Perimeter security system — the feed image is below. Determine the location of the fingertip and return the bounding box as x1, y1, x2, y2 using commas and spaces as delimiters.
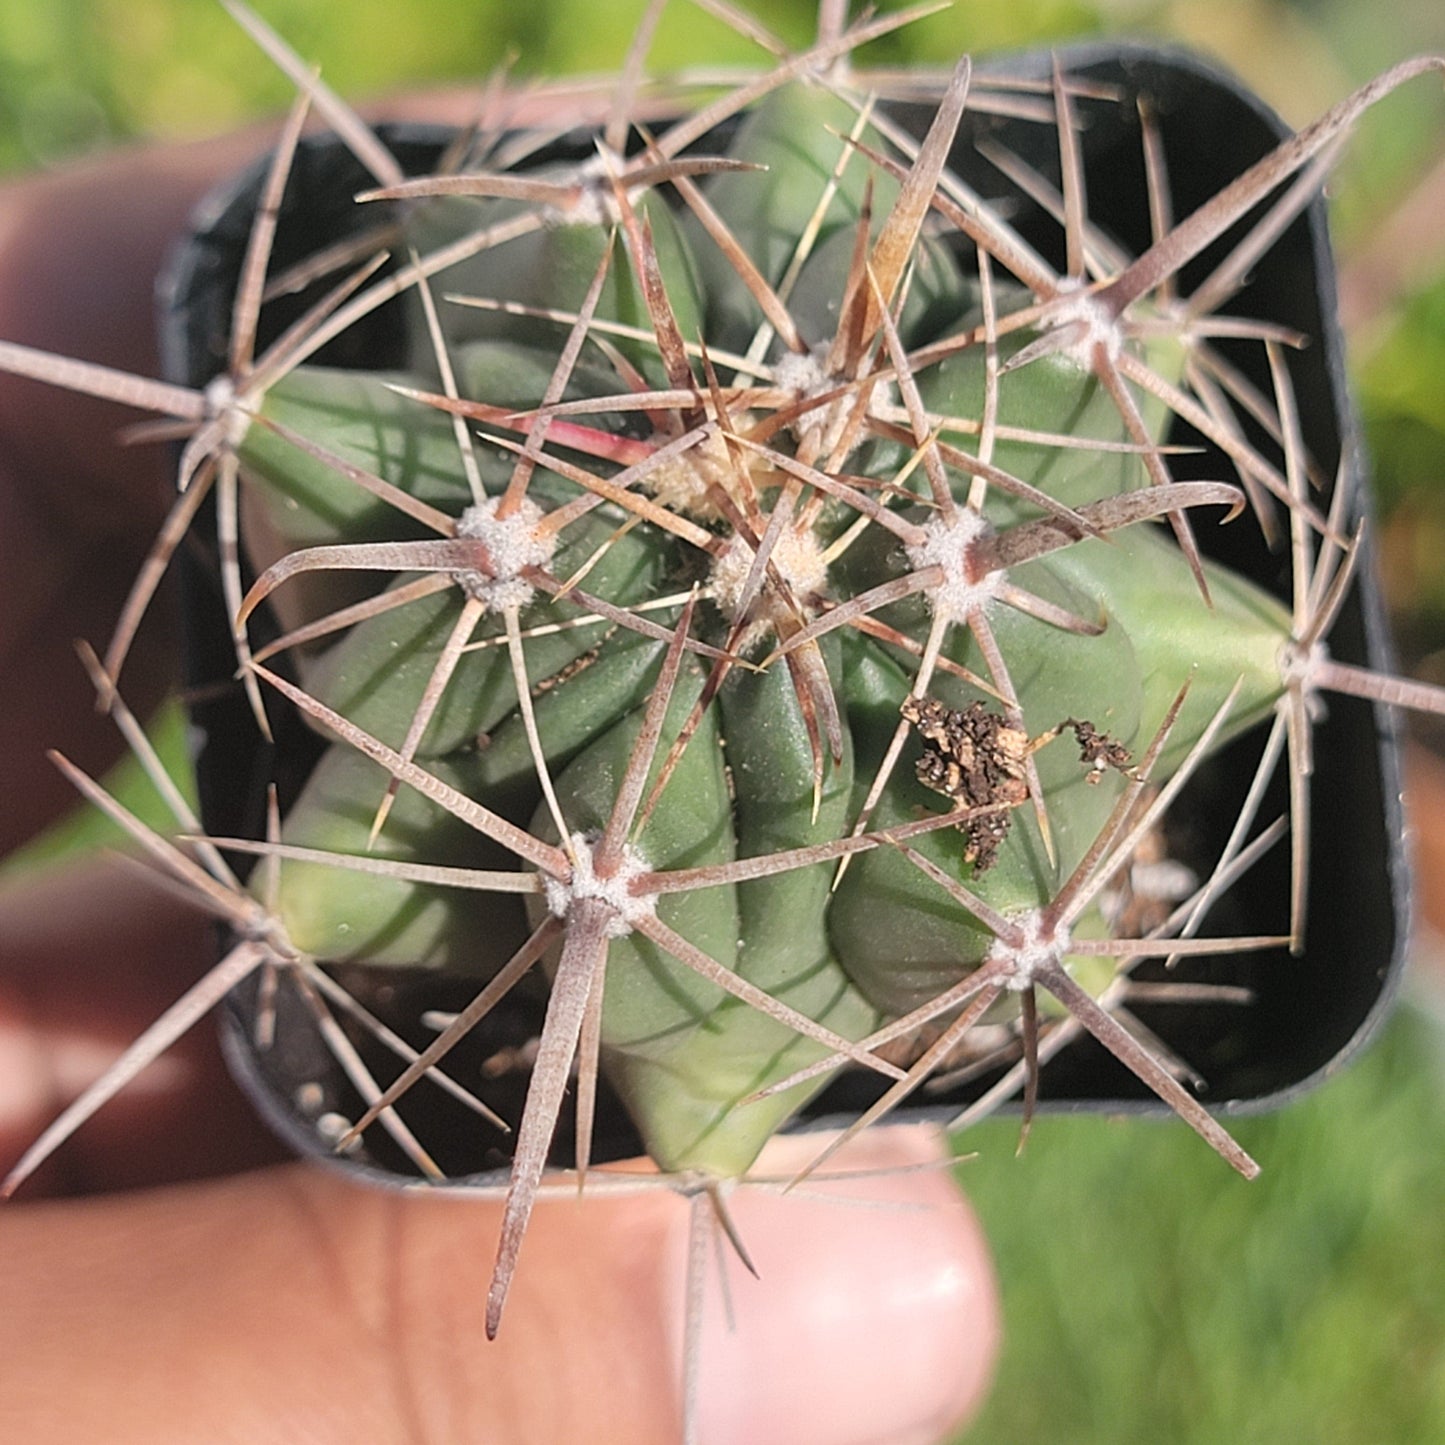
678, 1126, 1000, 1445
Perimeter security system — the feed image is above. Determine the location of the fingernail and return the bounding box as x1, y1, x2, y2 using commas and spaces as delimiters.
669, 1126, 1000, 1445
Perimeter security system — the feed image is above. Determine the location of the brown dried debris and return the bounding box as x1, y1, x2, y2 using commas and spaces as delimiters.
901, 696, 1134, 870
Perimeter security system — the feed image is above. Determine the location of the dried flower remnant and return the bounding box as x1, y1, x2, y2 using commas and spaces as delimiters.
901, 695, 1136, 870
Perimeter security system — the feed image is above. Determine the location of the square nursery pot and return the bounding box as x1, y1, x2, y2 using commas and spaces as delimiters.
159, 41, 1409, 1189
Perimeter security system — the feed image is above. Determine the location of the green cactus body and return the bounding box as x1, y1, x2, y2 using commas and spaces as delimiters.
405, 187, 707, 377
533, 642, 878, 1176
224, 75, 1304, 1182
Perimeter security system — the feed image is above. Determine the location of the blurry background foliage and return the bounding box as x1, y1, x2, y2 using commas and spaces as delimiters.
2, 2, 1444, 1442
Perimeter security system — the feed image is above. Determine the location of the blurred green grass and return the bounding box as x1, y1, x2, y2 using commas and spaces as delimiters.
1, 3, 1443, 1441
965, 1005, 1445, 1444
965, 1005, 1445, 1445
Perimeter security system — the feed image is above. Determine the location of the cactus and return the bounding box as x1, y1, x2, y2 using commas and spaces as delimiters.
2, 0, 1443, 1421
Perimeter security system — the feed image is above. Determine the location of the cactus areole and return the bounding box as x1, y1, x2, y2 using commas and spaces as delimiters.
155, 41, 1408, 1203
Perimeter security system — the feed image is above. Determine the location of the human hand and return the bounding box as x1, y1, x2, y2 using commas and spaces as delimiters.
0, 108, 1000, 1445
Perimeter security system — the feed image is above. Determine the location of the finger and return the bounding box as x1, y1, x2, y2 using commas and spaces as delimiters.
0, 1131, 997, 1445
0, 131, 271, 851
0, 853, 285, 1193
0, 515, 180, 857
690, 1126, 1000, 1445
0, 1161, 677, 1444
1407, 738, 1445, 941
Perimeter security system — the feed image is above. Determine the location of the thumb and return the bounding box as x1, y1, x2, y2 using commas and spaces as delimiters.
0, 1130, 997, 1444
684, 1125, 999, 1445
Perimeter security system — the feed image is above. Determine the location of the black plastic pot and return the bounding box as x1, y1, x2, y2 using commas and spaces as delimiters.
159, 43, 1409, 1189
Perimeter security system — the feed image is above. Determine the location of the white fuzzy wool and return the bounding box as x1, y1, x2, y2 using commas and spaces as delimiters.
454, 495, 555, 611
1041, 278, 1123, 367
773, 345, 858, 455
771, 348, 832, 397
645, 429, 738, 517
708, 525, 829, 642
543, 831, 656, 938
986, 909, 1070, 992
204, 374, 252, 448
905, 508, 1002, 622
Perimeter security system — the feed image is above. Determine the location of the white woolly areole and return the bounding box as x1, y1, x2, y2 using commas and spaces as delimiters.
773, 345, 860, 455
645, 429, 739, 518
547, 184, 620, 230
542, 152, 624, 228
543, 831, 656, 938
1278, 637, 1329, 689
1043, 278, 1123, 367
708, 526, 829, 645
453, 495, 555, 611
905, 508, 1002, 622
1278, 637, 1331, 721
772, 348, 832, 396
204, 374, 252, 448
986, 909, 1069, 993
